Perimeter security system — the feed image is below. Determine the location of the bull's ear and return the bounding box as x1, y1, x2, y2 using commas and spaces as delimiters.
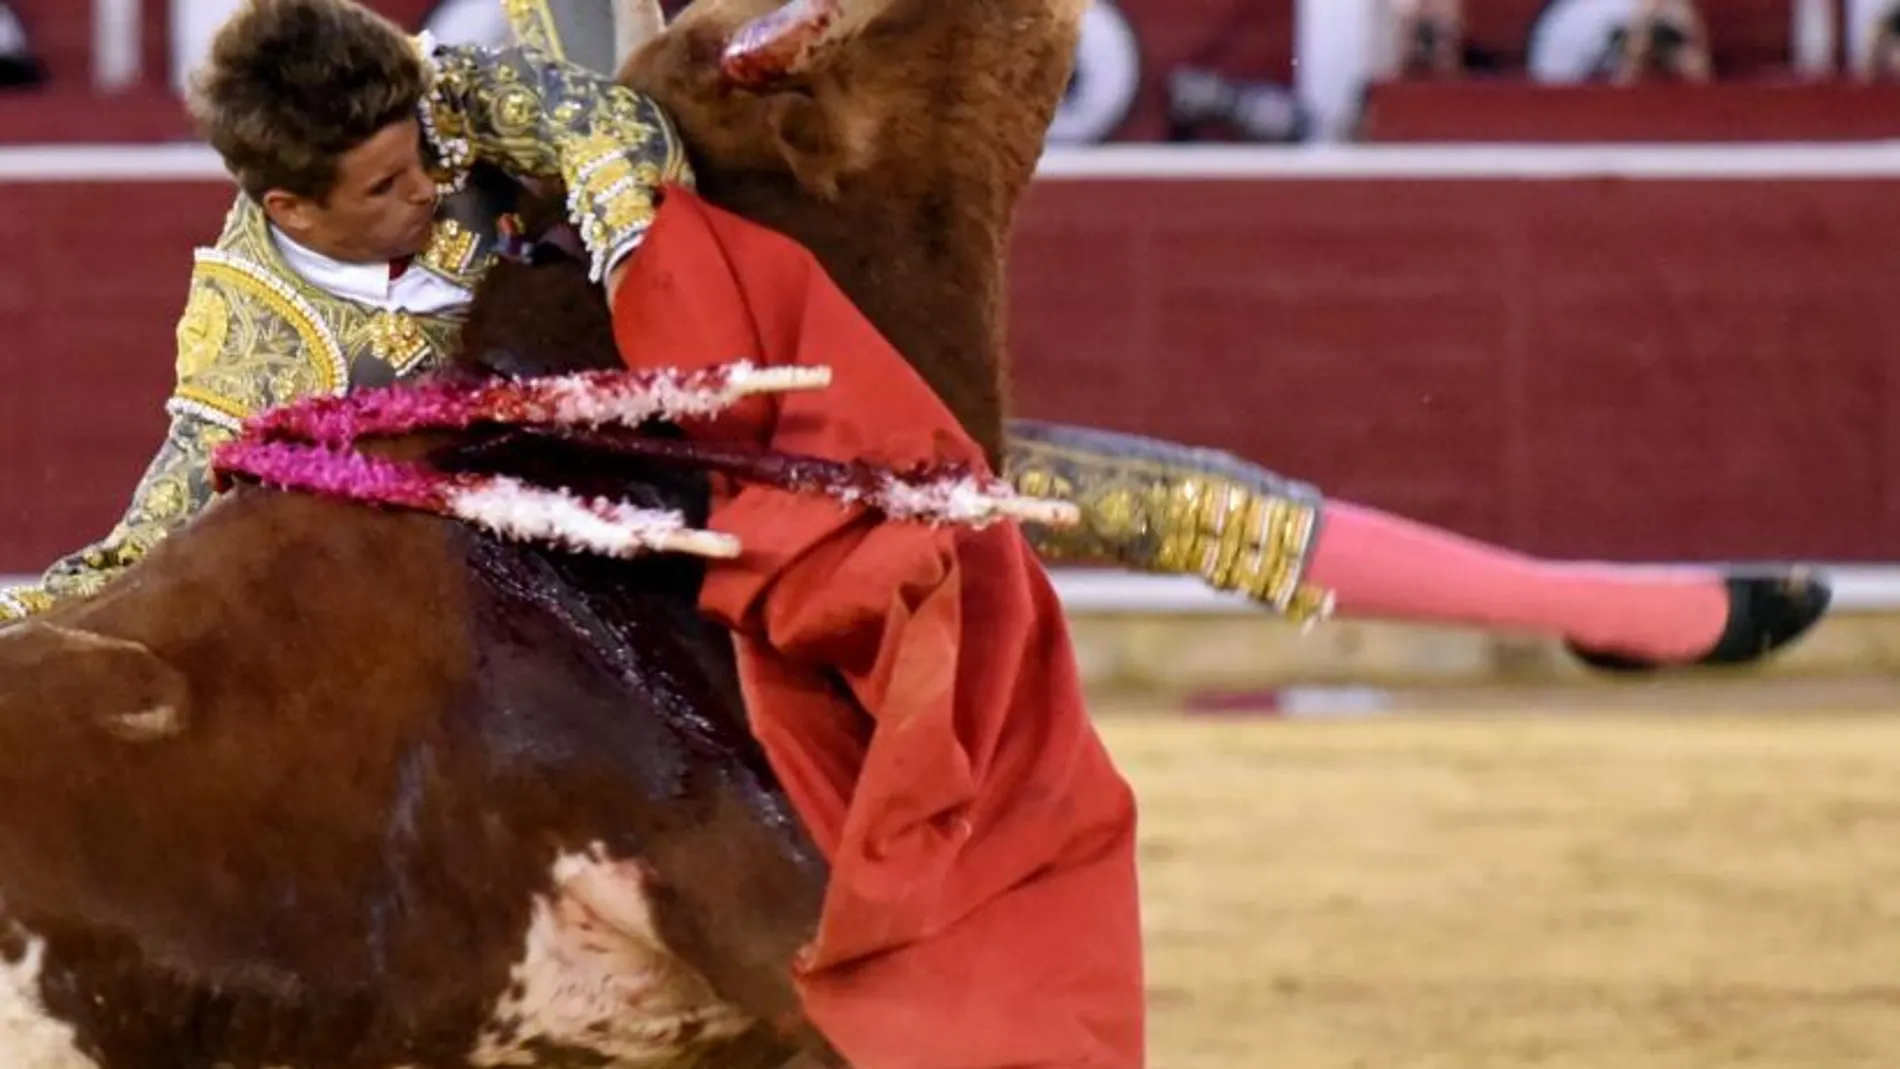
762, 92, 866, 202
0, 623, 192, 743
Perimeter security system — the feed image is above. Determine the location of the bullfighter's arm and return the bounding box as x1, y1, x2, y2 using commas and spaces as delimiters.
0, 412, 235, 625
417, 37, 692, 282
1000, 419, 1336, 625
0, 254, 342, 624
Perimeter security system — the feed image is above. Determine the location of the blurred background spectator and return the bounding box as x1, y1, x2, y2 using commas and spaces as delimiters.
1605, 0, 1713, 83
0, 1, 44, 89
1387, 0, 1467, 79
1858, 0, 1900, 79
17, 1, 1890, 145
1158, 0, 1308, 143
1164, 64, 1307, 142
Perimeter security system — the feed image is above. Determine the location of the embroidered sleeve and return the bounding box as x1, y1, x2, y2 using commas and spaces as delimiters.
0, 261, 341, 623
1002, 419, 1337, 625
0, 412, 237, 624
419, 39, 693, 281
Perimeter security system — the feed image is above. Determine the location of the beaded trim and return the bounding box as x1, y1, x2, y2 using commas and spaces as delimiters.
164, 395, 247, 433
418, 217, 482, 279
0, 588, 32, 620
565, 148, 659, 281
412, 32, 474, 198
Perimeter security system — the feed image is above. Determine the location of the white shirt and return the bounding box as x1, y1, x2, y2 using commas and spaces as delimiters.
269, 224, 473, 315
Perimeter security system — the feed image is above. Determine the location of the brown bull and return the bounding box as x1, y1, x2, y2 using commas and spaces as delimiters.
0, 0, 1092, 1066
0, 250, 845, 1068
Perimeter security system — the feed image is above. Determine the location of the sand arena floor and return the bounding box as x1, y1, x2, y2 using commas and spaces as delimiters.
1099, 693, 1900, 1068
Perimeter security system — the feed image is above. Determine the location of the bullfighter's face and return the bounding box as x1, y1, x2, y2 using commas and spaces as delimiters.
262, 118, 440, 265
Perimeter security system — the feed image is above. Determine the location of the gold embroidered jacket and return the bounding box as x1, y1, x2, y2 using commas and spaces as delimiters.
0, 38, 689, 624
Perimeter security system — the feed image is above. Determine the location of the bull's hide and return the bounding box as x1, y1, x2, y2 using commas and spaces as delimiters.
0, 256, 833, 1069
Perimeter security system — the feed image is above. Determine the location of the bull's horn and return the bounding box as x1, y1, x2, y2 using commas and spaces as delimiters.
720, 0, 884, 87
614, 0, 667, 62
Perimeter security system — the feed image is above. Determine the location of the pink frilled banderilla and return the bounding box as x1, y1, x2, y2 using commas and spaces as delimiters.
210, 361, 1078, 561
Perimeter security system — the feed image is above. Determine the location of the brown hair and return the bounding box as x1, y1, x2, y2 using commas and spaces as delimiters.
185, 0, 427, 202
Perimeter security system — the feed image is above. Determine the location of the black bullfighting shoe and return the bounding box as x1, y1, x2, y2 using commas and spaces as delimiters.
1568, 568, 1834, 674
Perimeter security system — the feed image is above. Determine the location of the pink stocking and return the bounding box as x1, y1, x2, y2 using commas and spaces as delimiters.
1304, 502, 1729, 663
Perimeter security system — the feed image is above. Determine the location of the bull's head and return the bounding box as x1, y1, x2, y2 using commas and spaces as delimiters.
613, 0, 1087, 463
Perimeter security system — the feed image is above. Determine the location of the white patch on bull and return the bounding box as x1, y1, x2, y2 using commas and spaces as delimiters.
470, 845, 756, 1067
96, 704, 185, 743
0, 913, 101, 1069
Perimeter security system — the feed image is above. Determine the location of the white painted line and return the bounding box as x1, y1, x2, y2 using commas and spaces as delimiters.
4, 565, 1897, 614
5, 142, 1900, 183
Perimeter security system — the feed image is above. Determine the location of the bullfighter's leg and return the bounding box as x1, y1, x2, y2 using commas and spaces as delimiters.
1004, 419, 1830, 672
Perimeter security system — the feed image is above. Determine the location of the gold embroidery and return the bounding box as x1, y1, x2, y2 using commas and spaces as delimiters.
423, 41, 691, 280
191, 256, 347, 394
569, 130, 652, 168
1005, 427, 1334, 624
175, 286, 229, 381
419, 218, 481, 278
0, 193, 476, 622
214, 198, 463, 383
496, 85, 541, 132
366, 311, 433, 371
600, 181, 657, 232
501, 0, 569, 60
0, 587, 52, 623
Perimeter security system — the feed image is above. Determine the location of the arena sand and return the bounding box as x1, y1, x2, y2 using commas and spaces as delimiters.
1100, 705, 1900, 1068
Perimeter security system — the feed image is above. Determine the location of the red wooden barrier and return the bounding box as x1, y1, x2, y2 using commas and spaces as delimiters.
1359, 82, 1900, 143
1003, 174, 1900, 562
4, 169, 1896, 573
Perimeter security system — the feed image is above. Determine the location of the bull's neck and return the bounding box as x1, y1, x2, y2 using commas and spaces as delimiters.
699, 177, 1011, 466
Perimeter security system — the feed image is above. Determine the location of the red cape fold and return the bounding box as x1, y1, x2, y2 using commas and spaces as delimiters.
609, 186, 1145, 1068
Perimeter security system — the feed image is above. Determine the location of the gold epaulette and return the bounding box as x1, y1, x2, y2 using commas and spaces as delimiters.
172, 249, 350, 429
